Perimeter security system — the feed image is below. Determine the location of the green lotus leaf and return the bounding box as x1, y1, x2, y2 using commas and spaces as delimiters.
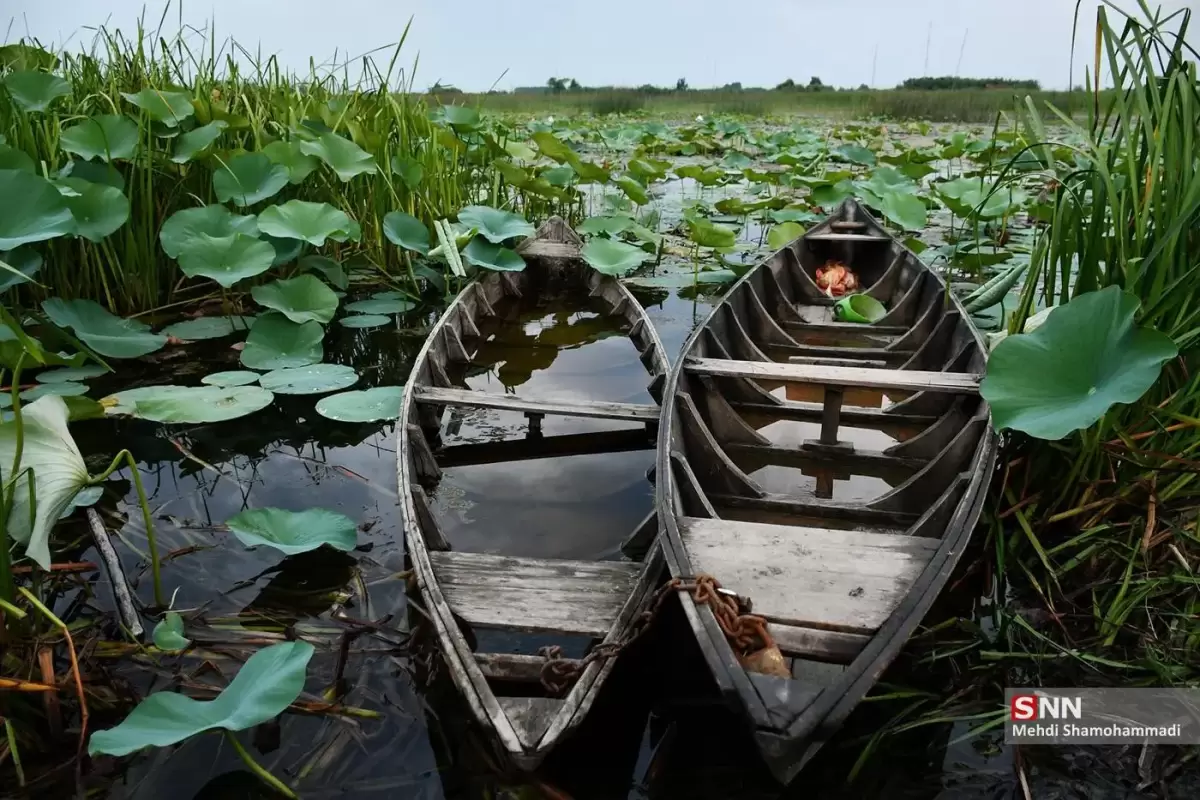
212, 153, 288, 207
462, 237, 526, 272
832, 143, 876, 166
686, 218, 736, 249
3, 70, 71, 112
262, 139, 319, 184
240, 313, 324, 370
581, 238, 648, 277
314, 386, 403, 422
0, 44, 58, 72
160, 315, 253, 341
36, 364, 108, 383
226, 507, 357, 555
121, 88, 194, 127
171, 121, 227, 163
809, 179, 857, 209
60, 159, 125, 190
542, 165, 575, 187
343, 297, 415, 315
177, 233, 274, 288
59, 115, 139, 162
59, 484, 103, 519
259, 364, 358, 395
337, 314, 391, 329
0, 144, 35, 172
878, 191, 927, 231
88, 640, 314, 757
616, 177, 649, 205
0, 170, 75, 249
159, 205, 258, 258
389, 155, 424, 190
578, 216, 635, 237
769, 208, 820, 225
0, 246, 42, 292
382, 211, 430, 254
265, 233, 304, 267
255, 200, 357, 247
981, 287, 1179, 440
933, 177, 1027, 220
767, 221, 804, 250
0, 396, 90, 569
251, 275, 339, 324
152, 612, 190, 652
103, 384, 275, 423
299, 133, 377, 181
56, 177, 129, 242
440, 104, 481, 131
20, 382, 88, 400
200, 370, 262, 388
457, 205, 534, 244
532, 131, 574, 163
298, 255, 347, 290
41, 297, 168, 358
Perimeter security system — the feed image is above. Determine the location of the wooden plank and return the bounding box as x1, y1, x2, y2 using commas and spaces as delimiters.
804, 233, 892, 242
686, 358, 981, 394
709, 492, 917, 527
518, 240, 579, 259
679, 517, 939, 632
768, 623, 869, 663
436, 428, 652, 468
724, 442, 924, 480
730, 399, 936, 430
475, 652, 580, 682
415, 386, 658, 422
498, 696, 563, 750
430, 551, 641, 636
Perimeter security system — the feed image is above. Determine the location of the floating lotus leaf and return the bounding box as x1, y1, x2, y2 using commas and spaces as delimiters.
389, 155, 423, 189
177, 233, 275, 288
57, 177, 129, 242
0, 144, 35, 172
121, 88, 194, 127
686, 218, 736, 249
299, 133, 377, 181
314, 386, 403, 422
103, 385, 275, 423
0, 170, 74, 249
338, 314, 391, 329
160, 315, 253, 340
382, 211, 430, 254
0, 246, 42, 292
832, 143, 876, 166
240, 313, 324, 370
615, 177, 648, 205
878, 191, 927, 231
41, 297, 168, 358
20, 382, 88, 400
36, 365, 108, 383
88, 640, 314, 757
457, 205, 534, 244
258, 364, 358, 395
59, 115, 139, 162
201, 370, 262, 388
581, 238, 648, 277
226, 507, 357, 555
171, 121, 227, 163
159, 205, 258, 259
0, 396, 90, 569
769, 208, 820, 225
767, 221, 805, 250
251, 275, 339, 325
298, 255, 347, 290
934, 177, 1028, 220
3, 70, 71, 112
263, 140, 319, 184
578, 216, 634, 237
440, 104, 481, 131
257, 200, 358, 246
981, 287, 1179, 440
532, 131, 574, 163
152, 612, 190, 652
462, 237, 525, 272
212, 153, 288, 207
343, 297, 415, 315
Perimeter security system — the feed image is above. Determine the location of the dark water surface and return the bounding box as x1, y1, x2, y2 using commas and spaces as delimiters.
55, 283, 1177, 800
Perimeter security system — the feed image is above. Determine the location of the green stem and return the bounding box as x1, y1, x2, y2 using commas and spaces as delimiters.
3, 718, 25, 787
92, 450, 163, 606
223, 730, 296, 799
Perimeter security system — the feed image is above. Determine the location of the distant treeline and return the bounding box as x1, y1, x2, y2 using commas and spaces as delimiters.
899, 76, 1041, 90
433, 74, 1042, 95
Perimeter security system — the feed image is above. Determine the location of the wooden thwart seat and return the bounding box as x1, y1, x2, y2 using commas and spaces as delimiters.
804, 233, 892, 242
415, 385, 658, 423
685, 357, 981, 394
678, 516, 938, 634
429, 551, 641, 636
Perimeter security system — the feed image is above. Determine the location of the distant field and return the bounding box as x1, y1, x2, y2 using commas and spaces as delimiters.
450, 88, 1100, 123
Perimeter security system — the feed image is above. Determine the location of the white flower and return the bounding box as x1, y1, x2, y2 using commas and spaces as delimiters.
695, 114, 704, 122
547, 116, 555, 124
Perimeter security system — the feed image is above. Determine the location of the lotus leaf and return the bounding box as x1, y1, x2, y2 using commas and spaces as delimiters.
57, 178, 129, 242
240, 313, 324, 370
152, 612, 190, 652
457, 206, 534, 244
177, 233, 275, 288
171, 121, 227, 163
251, 275, 339, 325
831, 143, 876, 166
934, 178, 1027, 220
382, 211, 430, 254
879, 191, 927, 231
299, 133, 377, 181
390, 155, 424, 189
212, 153, 288, 207
579, 216, 635, 237
262, 139, 319, 184
295, 256, 346, 291
767, 222, 804, 250
0, 396, 90, 569
41, 297, 168, 358
314, 386, 403, 422
60, 159, 125, 190
981, 287, 1179, 440
59, 115, 139, 162
615, 177, 649, 205
3, 70, 71, 112
59, 485, 103, 519
338, 314, 391, 329
532, 131, 574, 163
0, 246, 42, 292
462, 237, 525, 272
103, 385, 275, 423
258, 364, 358, 395
343, 297, 415, 315
0, 144, 34, 173
36, 365, 108, 383
581, 238, 647, 277
0, 170, 75, 249
201, 370, 262, 388
226, 507, 357, 555
20, 382, 88, 400
160, 315, 253, 341
255, 200, 356, 247
88, 640, 314, 757
121, 88, 194, 127
809, 179, 857, 209
159, 205, 258, 258
265, 233, 304, 267
686, 218, 736, 249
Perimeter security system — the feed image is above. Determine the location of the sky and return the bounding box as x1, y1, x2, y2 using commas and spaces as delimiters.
4, 1, 1197, 91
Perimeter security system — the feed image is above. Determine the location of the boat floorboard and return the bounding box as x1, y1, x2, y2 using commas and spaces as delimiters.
416, 385, 658, 423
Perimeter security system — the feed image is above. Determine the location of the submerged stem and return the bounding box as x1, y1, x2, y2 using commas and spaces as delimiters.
223, 730, 296, 799
92, 450, 163, 606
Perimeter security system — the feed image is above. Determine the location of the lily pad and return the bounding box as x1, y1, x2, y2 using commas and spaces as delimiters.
265, 233, 303, 267
226, 507, 358, 555
36, 365, 108, 383
457, 205, 534, 244
20, 382, 88, 400
160, 315, 254, 341
338, 314, 391, 329
88, 640, 314, 757
981, 287, 1179, 440
201, 370, 262, 388
212, 153, 288, 207
879, 191, 928, 231
462, 237, 525, 272
59, 115, 139, 162
57, 178, 130, 242
122, 88, 194, 127
343, 297, 415, 315
41, 297, 168, 358
0, 396, 90, 569
0, 170, 75, 249
263, 140, 319, 184
251, 275, 339, 325
686, 218, 736, 249
60, 159, 125, 190
299, 133, 378, 181
314, 386, 403, 422
259, 364, 358, 395
152, 612, 190, 652
159, 205, 258, 259
382, 211, 430, 254
578, 216, 635, 237
240, 313, 324, 371
298, 255, 348, 290
171, 121, 227, 163
257, 200, 358, 246
581, 238, 648, 277
832, 143, 876, 166
767, 222, 805, 250
3, 70, 71, 112
103, 385, 275, 423
177, 233, 276, 288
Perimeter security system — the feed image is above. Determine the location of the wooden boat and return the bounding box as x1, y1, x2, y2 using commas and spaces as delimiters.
398, 217, 669, 769
654, 198, 998, 783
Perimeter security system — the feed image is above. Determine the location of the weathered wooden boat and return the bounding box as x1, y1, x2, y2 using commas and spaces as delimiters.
654, 198, 998, 783
398, 217, 669, 769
